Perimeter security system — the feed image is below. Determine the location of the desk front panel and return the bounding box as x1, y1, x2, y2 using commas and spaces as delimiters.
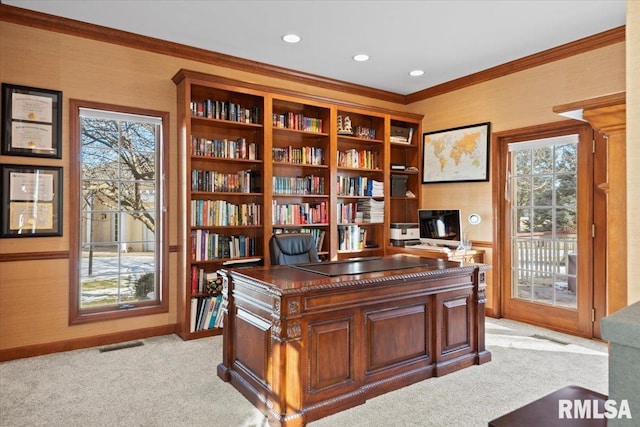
218, 262, 488, 426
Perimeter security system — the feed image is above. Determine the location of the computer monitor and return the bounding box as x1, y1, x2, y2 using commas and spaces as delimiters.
418, 209, 462, 248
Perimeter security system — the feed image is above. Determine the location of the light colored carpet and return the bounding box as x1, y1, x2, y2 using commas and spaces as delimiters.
0, 318, 608, 427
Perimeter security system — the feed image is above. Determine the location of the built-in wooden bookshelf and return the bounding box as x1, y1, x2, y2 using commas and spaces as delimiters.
173, 69, 422, 339
174, 73, 266, 339
389, 116, 422, 225
336, 108, 386, 259
270, 97, 331, 258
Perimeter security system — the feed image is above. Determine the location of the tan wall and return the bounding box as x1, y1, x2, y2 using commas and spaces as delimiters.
407, 42, 626, 314
0, 16, 634, 352
627, 0, 640, 304
0, 22, 401, 351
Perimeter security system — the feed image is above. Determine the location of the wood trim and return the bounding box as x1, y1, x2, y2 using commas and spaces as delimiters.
172, 69, 423, 120
492, 120, 595, 336
0, 4, 404, 104
7, 247, 193, 266
576, 96, 627, 314
406, 26, 625, 103
0, 251, 69, 262
1, 4, 624, 106
470, 240, 492, 249
67, 98, 171, 325
0, 324, 177, 362
553, 92, 626, 116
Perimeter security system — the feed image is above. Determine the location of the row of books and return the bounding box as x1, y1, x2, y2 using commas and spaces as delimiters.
272, 146, 324, 165
190, 200, 261, 226
273, 228, 326, 252
272, 112, 323, 133
191, 231, 256, 261
272, 200, 328, 225
190, 294, 225, 332
337, 202, 359, 224
336, 177, 384, 197
352, 125, 377, 140
338, 225, 367, 251
191, 136, 258, 160
191, 169, 261, 193
190, 99, 260, 124
272, 175, 325, 195
337, 148, 380, 169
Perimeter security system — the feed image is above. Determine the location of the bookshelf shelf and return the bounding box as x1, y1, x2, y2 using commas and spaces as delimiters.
174, 69, 422, 339
273, 127, 329, 137
191, 116, 264, 129
337, 135, 384, 145
192, 156, 263, 164
389, 117, 422, 224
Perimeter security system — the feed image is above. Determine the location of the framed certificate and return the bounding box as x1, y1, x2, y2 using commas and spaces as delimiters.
1, 164, 63, 237
1, 83, 62, 158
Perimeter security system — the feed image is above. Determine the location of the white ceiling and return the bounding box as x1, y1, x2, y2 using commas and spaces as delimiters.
4, 0, 627, 95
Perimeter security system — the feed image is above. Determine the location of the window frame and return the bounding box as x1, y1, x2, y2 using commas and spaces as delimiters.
69, 99, 169, 324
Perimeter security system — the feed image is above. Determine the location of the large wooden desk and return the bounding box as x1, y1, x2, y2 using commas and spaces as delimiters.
217, 256, 491, 427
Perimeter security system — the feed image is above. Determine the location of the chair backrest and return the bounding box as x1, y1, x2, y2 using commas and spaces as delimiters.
269, 233, 321, 265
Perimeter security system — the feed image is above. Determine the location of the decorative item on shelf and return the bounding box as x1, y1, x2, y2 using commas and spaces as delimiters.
390, 126, 413, 144
391, 174, 408, 197
337, 115, 353, 135
343, 116, 352, 134
205, 273, 224, 294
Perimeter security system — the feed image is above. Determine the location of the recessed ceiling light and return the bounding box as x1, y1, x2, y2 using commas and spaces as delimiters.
282, 34, 301, 43
409, 69, 424, 77
353, 54, 370, 62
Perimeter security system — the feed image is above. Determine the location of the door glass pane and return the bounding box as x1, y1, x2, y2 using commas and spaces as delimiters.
510, 136, 578, 310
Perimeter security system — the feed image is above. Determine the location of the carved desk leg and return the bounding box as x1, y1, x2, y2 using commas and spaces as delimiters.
474, 267, 491, 364
217, 270, 234, 381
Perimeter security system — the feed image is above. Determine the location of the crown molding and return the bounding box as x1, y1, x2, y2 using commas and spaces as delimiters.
406, 26, 625, 104
1, 4, 625, 106
0, 4, 405, 104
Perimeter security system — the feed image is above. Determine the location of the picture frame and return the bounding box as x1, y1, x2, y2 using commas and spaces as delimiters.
1, 83, 62, 158
1, 164, 63, 237
422, 122, 490, 184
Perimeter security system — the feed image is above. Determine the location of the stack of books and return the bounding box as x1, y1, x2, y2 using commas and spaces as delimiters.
357, 198, 384, 223
367, 179, 384, 197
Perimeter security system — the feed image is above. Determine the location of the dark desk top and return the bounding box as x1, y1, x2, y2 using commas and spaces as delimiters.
291, 256, 439, 276
224, 255, 478, 294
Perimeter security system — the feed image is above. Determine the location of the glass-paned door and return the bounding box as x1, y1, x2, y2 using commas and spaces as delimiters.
498, 123, 595, 337
509, 135, 578, 309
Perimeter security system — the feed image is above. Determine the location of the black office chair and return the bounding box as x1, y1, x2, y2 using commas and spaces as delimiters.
269, 233, 321, 265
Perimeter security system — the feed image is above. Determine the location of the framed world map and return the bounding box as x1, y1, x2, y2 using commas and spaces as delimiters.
422, 122, 490, 183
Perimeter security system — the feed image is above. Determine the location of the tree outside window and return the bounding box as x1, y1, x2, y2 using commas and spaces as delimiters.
69, 101, 168, 322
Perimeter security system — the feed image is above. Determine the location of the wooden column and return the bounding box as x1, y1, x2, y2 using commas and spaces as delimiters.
555, 92, 627, 315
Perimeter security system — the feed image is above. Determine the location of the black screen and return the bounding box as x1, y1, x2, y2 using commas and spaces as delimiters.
418, 209, 461, 245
